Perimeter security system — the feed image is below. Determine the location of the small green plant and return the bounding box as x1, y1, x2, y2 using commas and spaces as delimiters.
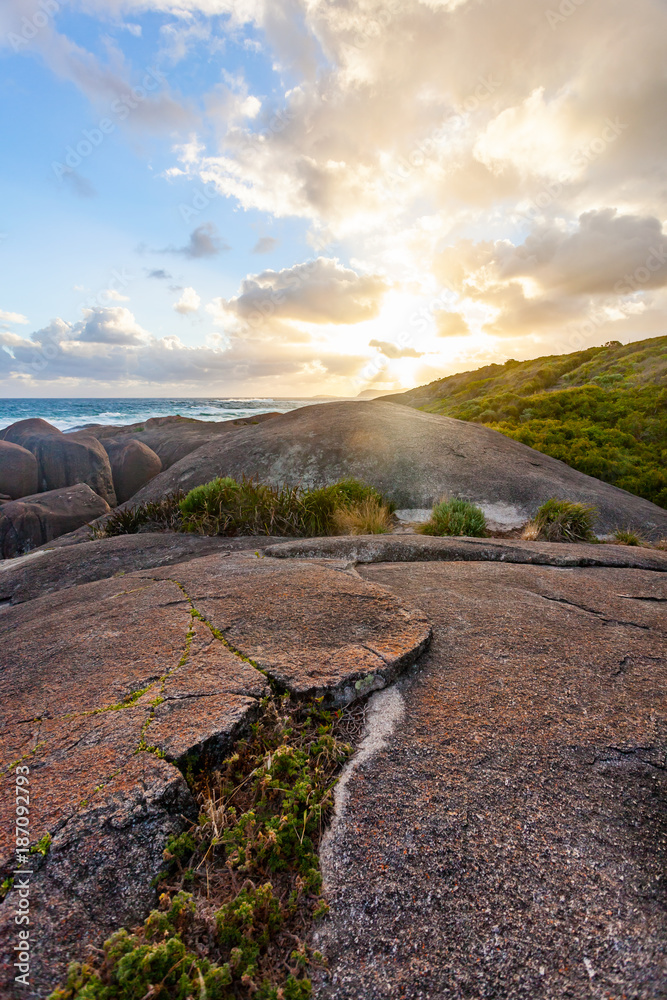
419, 497, 487, 537
30, 833, 51, 857
49, 696, 361, 1000
612, 528, 644, 546
527, 498, 597, 543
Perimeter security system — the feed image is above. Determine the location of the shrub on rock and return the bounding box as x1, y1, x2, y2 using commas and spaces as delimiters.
419, 498, 487, 537
526, 498, 597, 543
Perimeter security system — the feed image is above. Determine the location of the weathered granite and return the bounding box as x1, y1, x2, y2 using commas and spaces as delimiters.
0, 484, 111, 558
315, 560, 667, 1000
0, 552, 429, 994
128, 401, 667, 539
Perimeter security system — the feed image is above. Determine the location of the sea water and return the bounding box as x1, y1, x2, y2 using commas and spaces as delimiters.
0, 398, 312, 433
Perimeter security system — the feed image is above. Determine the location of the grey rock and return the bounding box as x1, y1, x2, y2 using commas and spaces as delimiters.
127, 401, 667, 540
103, 438, 162, 503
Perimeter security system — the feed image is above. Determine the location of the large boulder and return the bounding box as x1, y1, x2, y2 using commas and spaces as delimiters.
1, 419, 117, 505
129, 400, 667, 540
0, 417, 61, 446
83, 412, 282, 471
0, 483, 110, 557
0, 440, 38, 499
102, 438, 162, 503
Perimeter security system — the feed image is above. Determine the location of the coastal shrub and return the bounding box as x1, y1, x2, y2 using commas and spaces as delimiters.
178, 476, 390, 537
528, 498, 597, 543
100, 493, 184, 536
419, 497, 487, 537
331, 496, 393, 535
49, 694, 359, 1000
417, 338, 667, 508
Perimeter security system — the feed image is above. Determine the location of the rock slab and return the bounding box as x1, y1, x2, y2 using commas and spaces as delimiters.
0, 551, 429, 994
316, 559, 667, 1000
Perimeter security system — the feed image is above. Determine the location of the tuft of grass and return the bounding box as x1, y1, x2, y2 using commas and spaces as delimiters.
419, 497, 487, 537
178, 476, 391, 538
100, 493, 185, 537
612, 527, 644, 547
49, 695, 366, 1000
331, 496, 393, 535
525, 498, 597, 543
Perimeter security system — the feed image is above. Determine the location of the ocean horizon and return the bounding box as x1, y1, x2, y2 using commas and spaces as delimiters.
0, 397, 326, 433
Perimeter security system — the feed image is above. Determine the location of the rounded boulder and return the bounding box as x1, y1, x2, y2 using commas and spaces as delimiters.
103, 439, 162, 503
0, 440, 39, 499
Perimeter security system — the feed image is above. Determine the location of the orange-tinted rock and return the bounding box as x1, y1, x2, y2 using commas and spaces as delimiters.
0, 552, 429, 993
0, 440, 38, 499
103, 438, 162, 503
0, 483, 110, 557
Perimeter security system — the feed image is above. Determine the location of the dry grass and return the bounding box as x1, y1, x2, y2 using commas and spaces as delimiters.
331, 497, 393, 535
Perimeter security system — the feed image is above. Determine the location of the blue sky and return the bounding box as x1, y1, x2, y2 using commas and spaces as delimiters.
0, 0, 665, 397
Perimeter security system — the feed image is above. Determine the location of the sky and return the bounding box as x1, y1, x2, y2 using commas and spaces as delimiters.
0, 0, 666, 398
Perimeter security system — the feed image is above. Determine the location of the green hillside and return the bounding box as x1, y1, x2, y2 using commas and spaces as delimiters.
386, 336, 667, 509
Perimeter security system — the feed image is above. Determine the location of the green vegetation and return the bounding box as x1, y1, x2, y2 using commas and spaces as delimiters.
101, 477, 394, 539
419, 497, 487, 537
394, 337, 666, 509
50, 695, 361, 1000
527, 499, 597, 543
613, 527, 644, 546
330, 495, 393, 535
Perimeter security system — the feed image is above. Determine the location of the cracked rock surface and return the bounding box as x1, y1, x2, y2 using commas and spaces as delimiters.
0, 550, 429, 995
315, 560, 667, 1000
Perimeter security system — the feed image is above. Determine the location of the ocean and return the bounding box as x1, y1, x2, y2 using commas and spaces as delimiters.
0, 398, 316, 433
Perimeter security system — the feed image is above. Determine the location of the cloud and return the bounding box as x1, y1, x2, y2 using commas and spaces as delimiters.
146, 268, 172, 280
0, 310, 28, 325
369, 339, 422, 359
74, 306, 149, 345
219, 257, 388, 326
435, 311, 470, 338
252, 236, 279, 254
173, 287, 201, 314
169, 223, 229, 258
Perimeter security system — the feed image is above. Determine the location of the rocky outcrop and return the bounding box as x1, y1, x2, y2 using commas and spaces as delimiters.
316, 558, 667, 1000
0, 418, 117, 506
103, 438, 162, 503
127, 401, 667, 540
0, 551, 430, 993
83, 411, 283, 471
0, 484, 110, 557
0, 441, 38, 499
0, 532, 291, 606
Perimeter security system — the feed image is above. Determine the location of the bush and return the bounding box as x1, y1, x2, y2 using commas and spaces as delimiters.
100, 493, 184, 537
612, 528, 644, 546
419, 498, 487, 537
528, 499, 597, 543
331, 496, 393, 535
178, 476, 391, 538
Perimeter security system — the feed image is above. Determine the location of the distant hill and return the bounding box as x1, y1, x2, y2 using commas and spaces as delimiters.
384, 336, 667, 509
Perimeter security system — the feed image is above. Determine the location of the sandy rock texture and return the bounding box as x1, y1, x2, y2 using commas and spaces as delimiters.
315, 559, 667, 1000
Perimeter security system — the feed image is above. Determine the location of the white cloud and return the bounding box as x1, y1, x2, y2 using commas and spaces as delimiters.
0, 310, 28, 325
173, 286, 201, 314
